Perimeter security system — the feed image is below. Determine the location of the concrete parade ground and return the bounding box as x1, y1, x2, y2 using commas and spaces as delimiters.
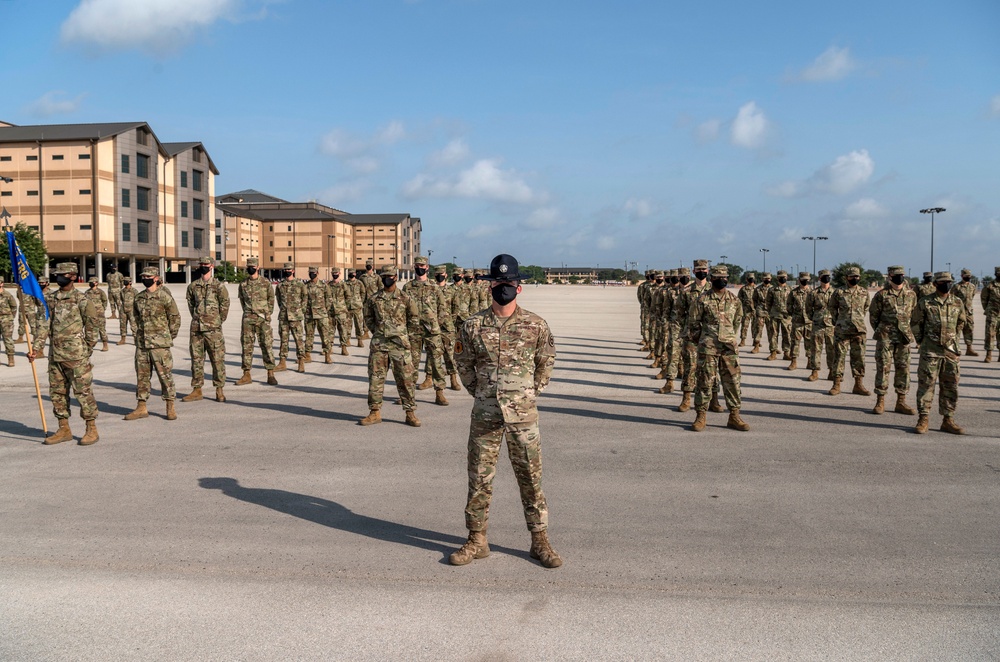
1, 283, 998, 661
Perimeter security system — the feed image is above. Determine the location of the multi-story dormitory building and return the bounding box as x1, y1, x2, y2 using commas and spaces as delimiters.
0, 120, 219, 282
216, 189, 422, 280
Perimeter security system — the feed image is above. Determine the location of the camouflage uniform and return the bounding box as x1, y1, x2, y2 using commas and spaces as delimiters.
185, 257, 229, 390
238, 258, 276, 371
106, 268, 124, 318
455, 305, 556, 533
326, 269, 352, 351
869, 266, 917, 408
911, 273, 966, 424
358, 262, 381, 302
751, 273, 772, 353
0, 279, 16, 363
452, 270, 475, 327
982, 267, 1000, 359
276, 264, 307, 364
665, 268, 691, 382
914, 272, 936, 301
688, 268, 743, 414
363, 265, 418, 412
84, 278, 109, 346
434, 266, 460, 379
950, 269, 977, 354
32, 263, 99, 423
786, 272, 812, 367
805, 271, 836, 377
475, 270, 491, 313
402, 257, 447, 391
16, 283, 36, 345
830, 267, 870, 380
345, 272, 366, 344
133, 268, 181, 403
638, 271, 653, 348
765, 270, 792, 358
648, 273, 666, 364
303, 269, 334, 359
681, 261, 712, 396
737, 274, 756, 347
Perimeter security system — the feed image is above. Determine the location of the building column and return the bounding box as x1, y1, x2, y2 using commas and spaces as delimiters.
185, 263, 192, 284
95, 253, 103, 283
129, 256, 137, 282
159, 257, 165, 279
79, 255, 86, 284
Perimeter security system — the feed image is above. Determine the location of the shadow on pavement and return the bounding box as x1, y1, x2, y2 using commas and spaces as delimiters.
197, 477, 530, 561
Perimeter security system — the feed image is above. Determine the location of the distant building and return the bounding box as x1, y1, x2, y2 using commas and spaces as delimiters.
0, 120, 218, 282
543, 267, 598, 284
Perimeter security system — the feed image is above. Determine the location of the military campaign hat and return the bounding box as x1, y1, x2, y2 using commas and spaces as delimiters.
818, 269, 831, 277
485, 254, 521, 282
693, 259, 709, 270
88, 277, 98, 284
846, 267, 861, 277
887, 265, 905, 276
798, 271, 810, 280
141, 266, 159, 277
380, 264, 398, 277
934, 271, 954, 283
246, 257, 259, 267
776, 270, 788, 277
198, 256, 215, 266
414, 255, 429, 265
283, 262, 295, 269
710, 265, 729, 277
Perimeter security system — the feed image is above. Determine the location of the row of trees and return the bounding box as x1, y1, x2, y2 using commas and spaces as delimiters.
0, 223, 47, 281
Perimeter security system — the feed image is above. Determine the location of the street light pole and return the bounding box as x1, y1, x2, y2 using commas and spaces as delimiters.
801, 236, 828, 275
920, 207, 945, 273
759, 248, 769, 272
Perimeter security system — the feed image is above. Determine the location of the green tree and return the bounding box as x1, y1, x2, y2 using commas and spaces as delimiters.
519, 264, 545, 283
832, 261, 867, 288
568, 275, 580, 284
0, 222, 48, 280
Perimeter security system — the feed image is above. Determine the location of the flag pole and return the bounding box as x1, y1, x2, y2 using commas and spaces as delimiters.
23, 326, 47, 435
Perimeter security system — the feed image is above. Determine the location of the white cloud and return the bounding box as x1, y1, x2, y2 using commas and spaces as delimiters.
596, 236, 616, 251
769, 149, 875, 197
376, 120, 405, 144
766, 181, 800, 198
730, 102, 769, 149
25, 91, 85, 118
695, 119, 721, 143
520, 207, 564, 230
991, 95, 1000, 117
318, 179, 370, 205
624, 197, 653, 221
788, 46, 856, 82
846, 198, 888, 218
402, 159, 542, 204
428, 139, 470, 168
319, 121, 405, 174
466, 224, 499, 239
60, 0, 264, 55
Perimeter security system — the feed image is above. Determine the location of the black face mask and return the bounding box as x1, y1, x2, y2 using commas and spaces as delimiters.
435, 274, 447, 283
56, 275, 73, 287
923, 277, 932, 284
196, 266, 211, 277
453, 275, 462, 283
381, 276, 396, 289
141, 278, 155, 288
712, 278, 728, 290
820, 275, 831, 284
491, 282, 517, 306
695, 271, 708, 281
777, 276, 787, 284
670, 277, 679, 285
247, 267, 257, 276
464, 276, 473, 283
110, 266, 117, 271
349, 274, 356, 280
415, 266, 428, 276
283, 271, 293, 278
747, 279, 755, 284
890, 274, 905, 285
309, 273, 319, 281
799, 280, 809, 286
936, 282, 951, 294
89, 283, 96, 288
654, 278, 663, 285
366, 266, 373, 273
962, 275, 971, 282
847, 277, 860, 286
331, 274, 340, 281
680, 276, 690, 285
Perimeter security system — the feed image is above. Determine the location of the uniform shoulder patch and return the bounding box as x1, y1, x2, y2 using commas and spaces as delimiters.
454, 340, 464, 354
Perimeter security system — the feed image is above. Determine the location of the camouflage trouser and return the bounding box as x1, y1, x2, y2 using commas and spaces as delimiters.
92, 314, 108, 343
652, 318, 666, 358
916, 344, 959, 416
18, 311, 34, 340
808, 325, 836, 372
665, 322, 683, 379
961, 310, 974, 346
754, 313, 768, 344
409, 329, 446, 388
985, 316, 1000, 353
135, 347, 175, 401
347, 308, 365, 338
49, 358, 98, 421
768, 316, 791, 354
681, 339, 698, 392
278, 318, 305, 361
331, 312, 350, 348
833, 331, 866, 379
119, 311, 134, 339
241, 316, 275, 371
434, 326, 458, 375
304, 317, 334, 354
367, 340, 416, 411
0, 318, 13, 356
739, 312, 754, 344
640, 307, 650, 344
109, 290, 123, 317
189, 328, 226, 388
465, 399, 548, 533
695, 347, 741, 412
873, 336, 910, 396
789, 320, 811, 359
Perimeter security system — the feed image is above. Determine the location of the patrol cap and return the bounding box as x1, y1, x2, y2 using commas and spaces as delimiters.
88, 277, 98, 284
365, 259, 374, 266
762, 272, 772, 279
710, 265, 729, 278
887, 265, 905, 276
776, 270, 788, 278
414, 255, 428, 266
818, 269, 831, 277
308, 265, 319, 274
332, 267, 342, 275
934, 271, 953, 283
693, 259, 709, 270
141, 266, 159, 277
435, 265, 448, 274
246, 257, 259, 267
454, 267, 465, 275
745, 272, 756, 280
198, 256, 215, 266
123, 277, 131, 284
845, 267, 861, 277
485, 253, 521, 282
677, 267, 691, 276
283, 262, 295, 270
476, 268, 487, 276
798, 271, 810, 280
668, 269, 678, 277
653, 270, 664, 279
380, 264, 397, 277
922, 271, 933, 279
961, 268, 971, 277
38, 276, 49, 286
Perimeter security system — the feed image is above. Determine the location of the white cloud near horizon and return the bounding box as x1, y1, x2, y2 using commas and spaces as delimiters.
846, 197, 888, 218
991, 95, 1000, 117
428, 139, 470, 168
25, 91, 86, 117
768, 149, 875, 197
402, 159, 543, 204
624, 197, 654, 221
318, 179, 371, 205
787, 46, 857, 82
730, 102, 769, 149
319, 121, 406, 175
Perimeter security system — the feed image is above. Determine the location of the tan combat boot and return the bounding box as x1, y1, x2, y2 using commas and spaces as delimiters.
449, 530, 490, 566
751, 342, 760, 354
267, 370, 278, 386
677, 392, 692, 412
727, 410, 750, 431
654, 368, 667, 380
985, 351, 993, 363
807, 370, 819, 382
404, 410, 421, 427
101, 341, 109, 352
434, 389, 449, 406
828, 378, 841, 396
356, 338, 364, 348
275, 358, 287, 372
181, 388, 203, 402
117, 336, 127, 345
362, 330, 370, 340
786, 357, 797, 371
767, 350, 777, 361
166, 400, 177, 421
691, 411, 707, 431
358, 409, 382, 426
872, 395, 885, 415
852, 376, 870, 396
7, 353, 14, 367
894, 395, 915, 415
914, 414, 929, 434
341, 345, 349, 357
529, 530, 563, 568
296, 358, 306, 373
235, 370, 253, 386
324, 351, 333, 364
644, 351, 654, 360
657, 380, 673, 394
416, 375, 433, 391
782, 352, 791, 361
709, 393, 724, 413
79, 420, 99, 446
304, 352, 312, 363
15, 334, 25, 344
940, 416, 965, 435
826, 370, 834, 381
43, 419, 73, 445
215, 387, 226, 402
965, 344, 979, 356
124, 401, 149, 420
450, 373, 462, 391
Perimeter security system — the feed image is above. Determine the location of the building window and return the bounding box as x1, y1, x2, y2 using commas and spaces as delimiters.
26, 155, 38, 161
181, 231, 189, 248
215, 235, 221, 245
193, 199, 203, 221
27, 190, 38, 196
194, 228, 203, 250
80, 224, 92, 230
53, 224, 66, 230
79, 189, 92, 195
214, 217, 221, 228
269, 241, 273, 247
215, 251, 221, 261
53, 190, 65, 196
269, 225, 273, 231
0, 156, 10, 162
136, 128, 149, 146
121, 155, 130, 173
79, 154, 91, 160
181, 201, 188, 218
122, 223, 131, 242
180, 171, 187, 188
52, 154, 64, 161
287, 241, 292, 247
288, 256, 292, 261
269, 256, 274, 263
138, 220, 150, 244
192, 169, 203, 192
287, 225, 292, 232
122, 189, 130, 208
137, 187, 150, 212
0, 191, 9, 197
193, 148, 202, 163
136, 154, 149, 178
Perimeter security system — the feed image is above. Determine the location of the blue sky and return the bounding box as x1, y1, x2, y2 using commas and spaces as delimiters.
3, 0, 999, 275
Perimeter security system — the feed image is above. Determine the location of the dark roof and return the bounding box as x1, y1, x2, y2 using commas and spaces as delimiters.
0, 121, 170, 156
216, 189, 288, 204
334, 213, 411, 224
161, 141, 220, 175
217, 201, 416, 226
